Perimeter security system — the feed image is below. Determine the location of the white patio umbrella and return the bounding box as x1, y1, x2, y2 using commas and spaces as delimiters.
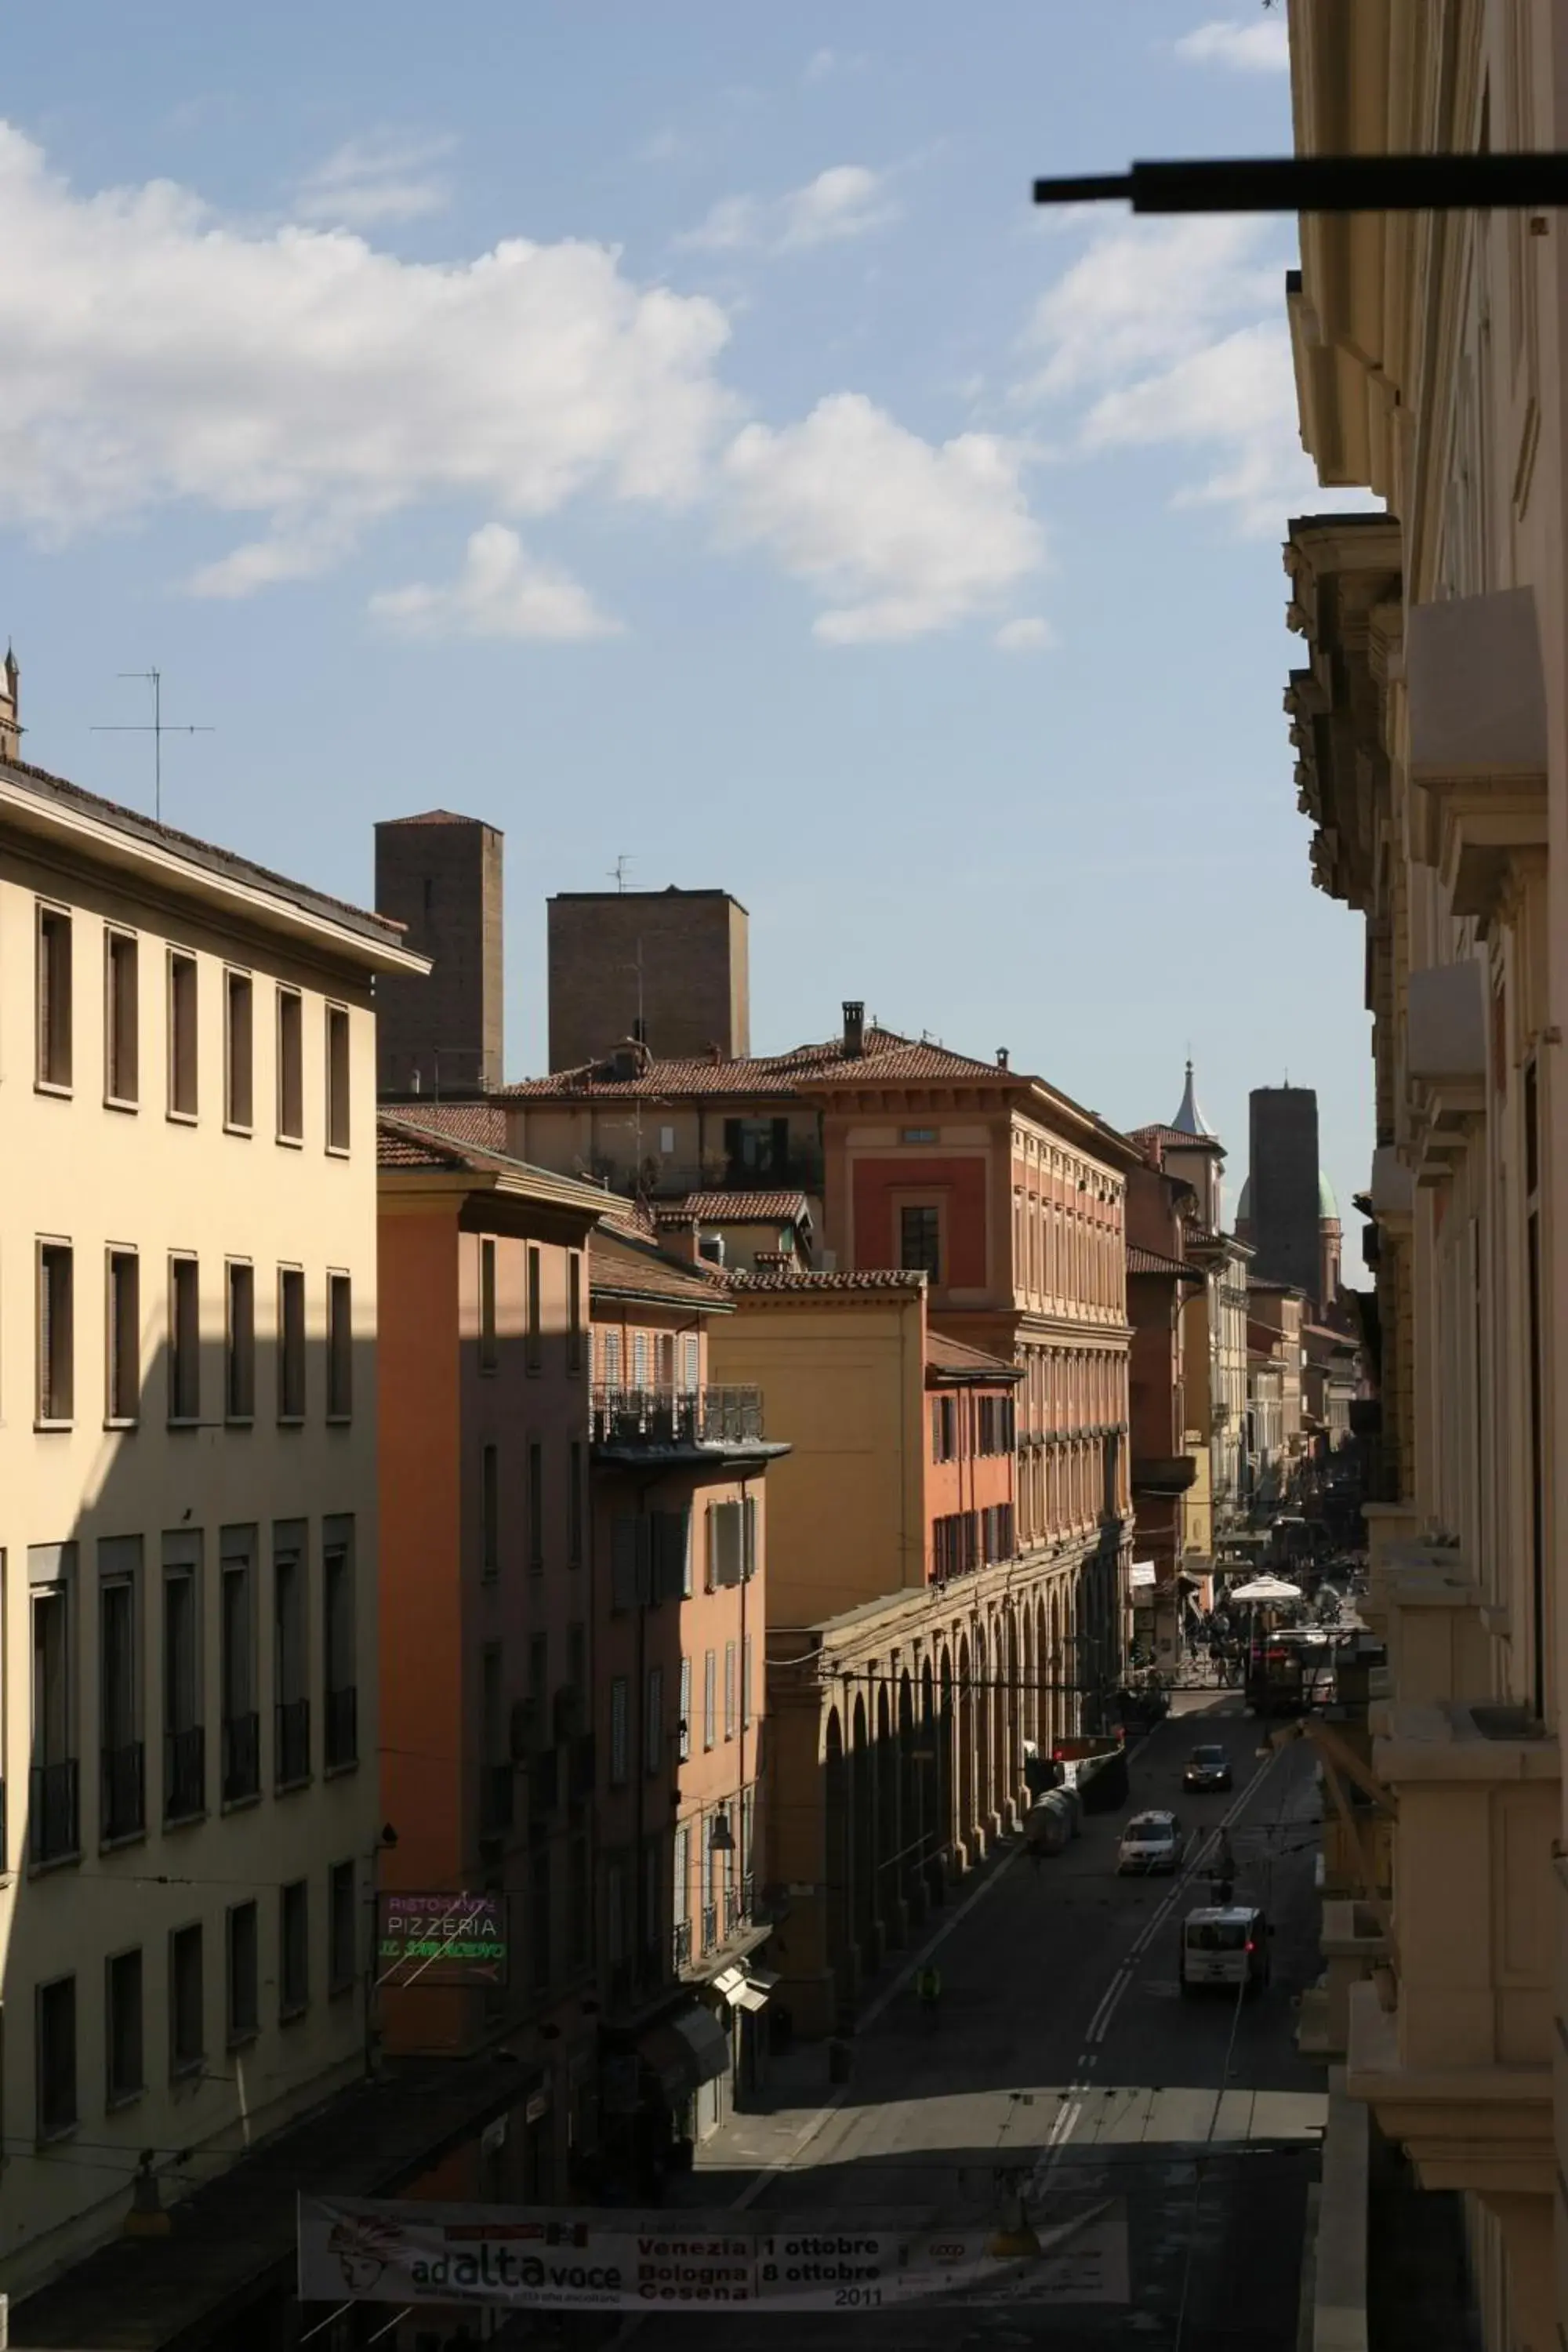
1226, 1574, 1303, 1604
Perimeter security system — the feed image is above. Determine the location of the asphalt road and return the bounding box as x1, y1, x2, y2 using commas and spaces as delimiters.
629, 1694, 1327, 2351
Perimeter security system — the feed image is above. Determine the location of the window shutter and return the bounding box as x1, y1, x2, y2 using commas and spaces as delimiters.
742, 1495, 757, 1582
612, 1517, 638, 1610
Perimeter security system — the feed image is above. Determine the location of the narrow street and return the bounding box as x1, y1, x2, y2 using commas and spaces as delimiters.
638, 1694, 1326, 2350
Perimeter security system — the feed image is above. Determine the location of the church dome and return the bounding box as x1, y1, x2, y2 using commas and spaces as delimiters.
1319, 1171, 1338, 1220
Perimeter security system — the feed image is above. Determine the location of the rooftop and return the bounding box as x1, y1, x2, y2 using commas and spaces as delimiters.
503, 1025, 1008, 1102
655, 1190, 814, 1225
725, 1269, 929, 1294
589, 1226, 733, 1312
926, 1328, 1023, 1383
376, 1115, 612, 1214
1, 751, 424, 973
1127, 1244, 1206, 1282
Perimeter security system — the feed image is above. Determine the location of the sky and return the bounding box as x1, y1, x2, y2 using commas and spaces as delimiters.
2, 0, 1376, 1250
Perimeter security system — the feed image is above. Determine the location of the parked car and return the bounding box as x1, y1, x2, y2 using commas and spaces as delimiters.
1116, 1810, 1186, 1875
1181, 1744, 1233, 1793
1178, 1904, 1272, 1996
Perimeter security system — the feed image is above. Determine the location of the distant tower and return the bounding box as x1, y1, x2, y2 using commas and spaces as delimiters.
546, 887, 750, 1071
1245, 1085, 1323, 1308
374, 811, 505, 1095
1318, 1174, 1342, 1312
1160, 1060, 1225, 1233
0, 644, 20, 763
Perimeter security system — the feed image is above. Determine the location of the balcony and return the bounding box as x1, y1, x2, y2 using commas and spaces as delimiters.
275, 1697, 311, 1790
31, 1759, 79, 1865
672, 1918, 693, 1972
591, 1385, 782, 1465
725, 1875, 755, 1937
325, 1684, 358, 1771
1368, 1547, 1488, 1699
164, 1726, 206, 1823
1131, 1455, 1200, 1497
701, 1902, 719, 1951
1346, 1700, 1557, 2205
100, 1740, 146, 1842
222, 1711, 261, 1804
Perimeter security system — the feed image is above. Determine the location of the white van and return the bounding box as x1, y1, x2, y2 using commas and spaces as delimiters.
1179, 1905, 1272, 1995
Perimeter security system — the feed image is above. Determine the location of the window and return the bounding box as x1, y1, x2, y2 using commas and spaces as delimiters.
601, 1329, 622, 1390
167, 951, 198, 1119
678, 1657, 692, 1762
326, 1272, 352, 1419
328, 1860, 357, 1994
632, 1330, 651, 1388
673, 1826, 690, 1928
224, 971, 253, 1131
276, 989, 303, 1142
526, 1245, 542, 1372
220, 1533, 259, 1804
37, 1976, 76, 2139
323, 1533, 356, 1769
528, 1440, 544, 1572
657, 1333, 675, 1388
225, 1261, 255, 1422
226, 1901, 259, 2043
100, 1559, 143, 1842
724, 1641, 736, 1741
280, 1881, 309, 2018
169, 1256, 200, 1424
679, 1334, 699, 1394
702, 1650, 716, 1751
478, 1238, 497, 1371
277, 1267, 305, 1421
567, 1255, 583, 1374
568, 1835, 590, 1969
481, 1444, 499, 1578
36, 905, 72, 1091
902, 1126, 937, 1145
723, 1115, 789, 1180
274, 1532, 309, 1787
105, 931, 139, 1106
169, 1923, 204, 2076
163, 1548, 204, 1823
568, 1442, 584, 1567
899, 1203, 942, 1279
706, 1497, 756, 1589
645, 1666, 663, 1775
37, 1240, 74, 1424
106, 1948, 143, 2105
652, 1508, 689, 1602
742, 1635, 753, 1732
931, 1396, 956, 1462
608, 1678, 629, 1785
106, 1248, 140, 1424
31, 1567, 77, 1862
325, 1004, 350, 1152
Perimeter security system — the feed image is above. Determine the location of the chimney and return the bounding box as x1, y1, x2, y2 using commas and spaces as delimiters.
842, 1000, 866, 1058
996, 1047, 1009, 1070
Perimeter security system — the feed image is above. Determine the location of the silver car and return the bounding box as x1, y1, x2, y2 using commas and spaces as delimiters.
1117, 1809, 1186, 1875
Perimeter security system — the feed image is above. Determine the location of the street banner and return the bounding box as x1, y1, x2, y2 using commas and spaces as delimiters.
298, 2193, 1128, 2312
376, 1891, 509, 1987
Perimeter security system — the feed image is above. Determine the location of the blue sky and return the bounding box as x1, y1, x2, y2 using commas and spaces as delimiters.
2, 1, 1374, 1243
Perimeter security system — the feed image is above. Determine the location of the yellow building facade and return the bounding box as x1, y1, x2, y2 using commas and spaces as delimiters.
1285, 4, 1568, 2343
0, 741, 424, 2294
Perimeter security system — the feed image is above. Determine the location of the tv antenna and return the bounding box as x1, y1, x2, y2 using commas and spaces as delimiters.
92, 668, 213, 822
609, 854, 633, 894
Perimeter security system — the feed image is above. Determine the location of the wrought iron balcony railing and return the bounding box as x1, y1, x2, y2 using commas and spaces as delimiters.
672, 1918, 693, 1971
31, 1759, 79, 1865
222, 1711, 261, 1804
164, 1726, 206, 1823
275, 1697, 310, 1789
100, 1740, 145, 1842
591, 1385, 765, 1449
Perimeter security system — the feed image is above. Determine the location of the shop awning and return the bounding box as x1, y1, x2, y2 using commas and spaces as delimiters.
637, 2002, 732, 2096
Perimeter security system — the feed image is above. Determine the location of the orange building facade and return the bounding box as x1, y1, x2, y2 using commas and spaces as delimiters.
376, 1115, 610, 2200
586, 1221, 786, 2154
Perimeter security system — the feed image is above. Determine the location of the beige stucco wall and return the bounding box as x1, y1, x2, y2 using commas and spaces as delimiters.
706, 1293, 926, 1623
0, 830, 390, 2291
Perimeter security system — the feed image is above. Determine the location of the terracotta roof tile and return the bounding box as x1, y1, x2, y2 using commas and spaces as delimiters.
925, 1329, 1022, 1381
503, 1025, 1004, 1102
589, 1227, 732, 1309
2, 752, 407, 949
724, 1269, 927, 1294
1127, 1245, 1205, 1281
655, 1191, 813, 1224
382, 1100, 511, 1150
1127, 1123, 1225, 1161
376, 1116, 608, 1212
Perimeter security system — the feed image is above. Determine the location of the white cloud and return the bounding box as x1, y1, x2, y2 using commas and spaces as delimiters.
804, 48, 868, 84
720, 393, 1043, 641
294, 131, 456, 227
369, 523, 621, 639
995, 615, 1056, 652
678, 163, 898, 255
1174, 16, 1290, 71
0, 122, 735, 562
1020, 215, 1363, 536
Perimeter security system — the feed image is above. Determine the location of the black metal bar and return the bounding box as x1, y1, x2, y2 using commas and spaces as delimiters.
1033, 152, 1568, 216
